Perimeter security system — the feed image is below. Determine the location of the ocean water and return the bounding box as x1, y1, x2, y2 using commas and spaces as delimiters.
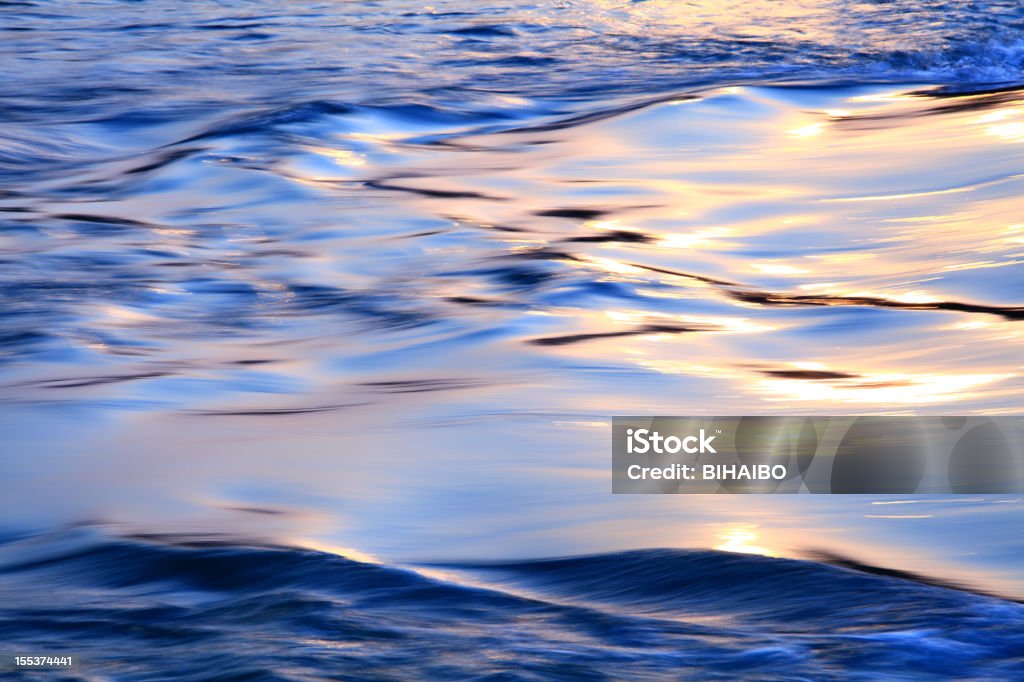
1, 531, 1023, 682
2, 1, 1024, 679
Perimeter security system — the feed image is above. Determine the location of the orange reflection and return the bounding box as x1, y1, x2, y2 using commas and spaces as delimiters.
713, 524, 776, 557
326, 81, 1024, 413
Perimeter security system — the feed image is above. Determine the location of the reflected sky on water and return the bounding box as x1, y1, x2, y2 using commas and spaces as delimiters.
2, 1, 1024, 601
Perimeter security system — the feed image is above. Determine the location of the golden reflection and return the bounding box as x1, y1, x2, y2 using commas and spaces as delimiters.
583, 218, 622, 231
825, 184, 976, 202
603, 309, 776, 335
793, 283, 942, 305
585, 256, 645, 276
977, 106, 1024, 142
788, 122, 825, 138
943, 259, 1024, 272
347, 80, 1024, 416
847, 90, 919, 103
584, 0, 841, 41
298, 539, 381, 565
713, 524, 776, 557
986, 122, 1024, 142
751, 262, 809, 276
312, 146, 367, 166
657, 226, 733, 250
756, 371, 1011, 405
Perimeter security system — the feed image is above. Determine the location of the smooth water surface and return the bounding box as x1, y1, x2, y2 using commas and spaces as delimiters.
2, 1, 1024, 679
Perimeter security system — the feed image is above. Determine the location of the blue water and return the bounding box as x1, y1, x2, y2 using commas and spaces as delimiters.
1, 530, 1023, 681
3, 1, 1024, 679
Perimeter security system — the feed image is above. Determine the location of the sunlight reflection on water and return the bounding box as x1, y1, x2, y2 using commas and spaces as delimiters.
2, 1, 1024, 604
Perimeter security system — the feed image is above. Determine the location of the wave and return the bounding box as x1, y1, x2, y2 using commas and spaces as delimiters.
1, 530, 1022, 680
3, 1, 1024, 122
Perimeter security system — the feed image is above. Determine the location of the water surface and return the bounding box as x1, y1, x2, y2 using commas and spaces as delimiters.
2, 1, 1024, 679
